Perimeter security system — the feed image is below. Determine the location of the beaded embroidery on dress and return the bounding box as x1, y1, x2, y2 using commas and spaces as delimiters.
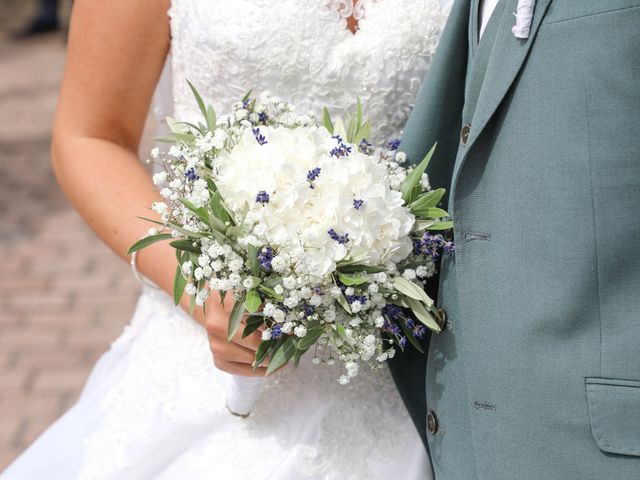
1, 1, 449, 479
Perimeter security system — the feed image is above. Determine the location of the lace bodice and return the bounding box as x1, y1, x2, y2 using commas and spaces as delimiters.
169, 0, 449, 142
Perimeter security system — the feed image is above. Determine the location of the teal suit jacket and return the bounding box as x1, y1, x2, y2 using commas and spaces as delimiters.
390, 1, 640, 478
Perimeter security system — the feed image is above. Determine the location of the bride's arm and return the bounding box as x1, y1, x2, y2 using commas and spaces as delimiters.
53, 0, 265, 376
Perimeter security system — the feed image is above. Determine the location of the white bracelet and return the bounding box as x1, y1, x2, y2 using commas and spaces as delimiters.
130, 250, 161, 290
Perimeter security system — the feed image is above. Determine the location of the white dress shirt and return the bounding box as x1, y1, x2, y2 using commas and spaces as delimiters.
479, 0, 500, 38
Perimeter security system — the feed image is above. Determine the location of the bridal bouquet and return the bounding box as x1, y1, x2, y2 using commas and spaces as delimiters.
129, 84, 454, 415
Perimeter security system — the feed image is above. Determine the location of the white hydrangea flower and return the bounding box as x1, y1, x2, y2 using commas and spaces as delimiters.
214, 125, 414, 278
261, 329, 272, 341
185, 283, 197, 296
294, 325, 307, 338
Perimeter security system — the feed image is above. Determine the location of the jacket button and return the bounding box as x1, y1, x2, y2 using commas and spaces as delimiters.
427, 411, 439, 435
460, 123, 471, 146
436, 309, 448, 330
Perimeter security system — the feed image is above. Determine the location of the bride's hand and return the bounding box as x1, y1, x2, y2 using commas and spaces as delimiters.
204, 299, 267, 377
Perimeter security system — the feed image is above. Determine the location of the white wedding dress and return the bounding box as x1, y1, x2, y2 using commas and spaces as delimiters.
2, 1, 449, 479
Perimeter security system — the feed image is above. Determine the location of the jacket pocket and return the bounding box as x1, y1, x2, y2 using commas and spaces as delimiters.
586, 378, 640, 456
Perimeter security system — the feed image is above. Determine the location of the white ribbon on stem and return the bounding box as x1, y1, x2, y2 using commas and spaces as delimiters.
512, 0, 536, 39
226, 375, 264, 417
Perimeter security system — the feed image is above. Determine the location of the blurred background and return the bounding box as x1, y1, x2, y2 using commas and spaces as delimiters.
0, 0, 156, 469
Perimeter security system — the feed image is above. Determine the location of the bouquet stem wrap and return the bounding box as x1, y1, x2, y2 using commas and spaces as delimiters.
226, 375, 264, 417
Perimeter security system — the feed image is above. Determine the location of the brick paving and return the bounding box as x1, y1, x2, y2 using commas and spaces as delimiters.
0, 9, 156, 469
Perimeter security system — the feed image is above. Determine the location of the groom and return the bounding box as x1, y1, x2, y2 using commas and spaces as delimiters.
389, 0, 640, 478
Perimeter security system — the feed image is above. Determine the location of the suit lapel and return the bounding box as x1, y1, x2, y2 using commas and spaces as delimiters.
452, 0, 554, 187
399, 0, 471, 197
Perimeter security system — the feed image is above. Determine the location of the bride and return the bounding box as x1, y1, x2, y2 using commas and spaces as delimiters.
3, 0, 450, 478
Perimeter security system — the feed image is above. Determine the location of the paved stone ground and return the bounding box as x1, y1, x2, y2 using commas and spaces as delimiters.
0, 4, 156, 469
